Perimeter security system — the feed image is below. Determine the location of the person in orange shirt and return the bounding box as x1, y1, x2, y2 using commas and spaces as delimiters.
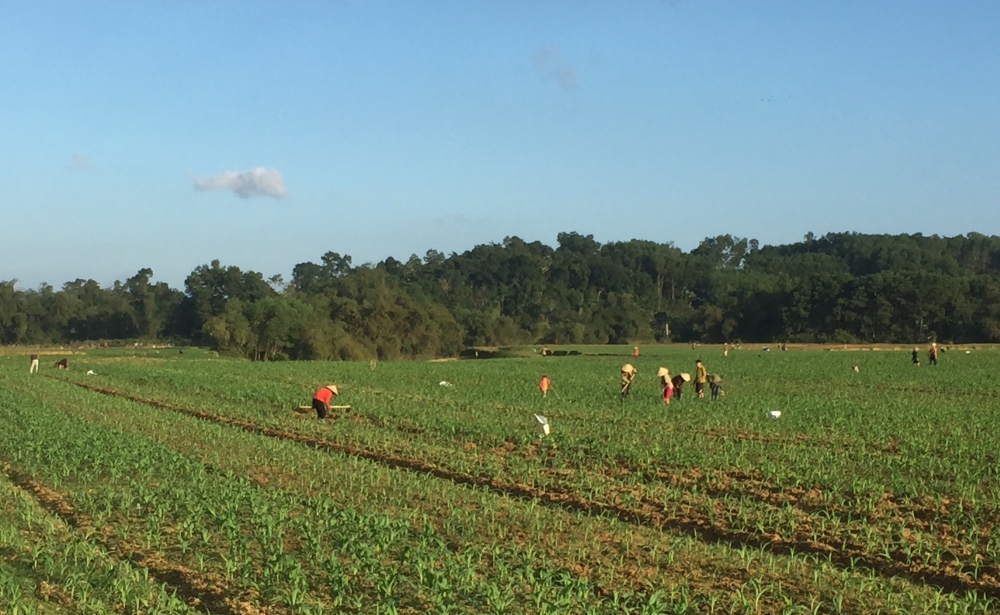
632, 346, 640, 358
539, 375, 551, 398
312, 384, 339, 419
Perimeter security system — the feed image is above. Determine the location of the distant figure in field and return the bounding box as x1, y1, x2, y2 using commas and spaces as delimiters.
539, 375, 551, 398
312, 384, 339, 419
781, 342, 787, 351
29, 354, 39, 374
671, 373, 691, 400
657, 367, 673, 404
620, 364, 636, 399
708, 374, 724, 400
695, 359, 708, 398
723, 342, 729, 357
632, 346, 640, 358
851, 364, 860, 373
55, 358, 69, 370
911, 347, 920, 366
928, 342, 939, 366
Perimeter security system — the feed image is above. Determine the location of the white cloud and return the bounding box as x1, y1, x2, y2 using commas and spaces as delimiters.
194, 167, 287, 199
533, 46, 577, 90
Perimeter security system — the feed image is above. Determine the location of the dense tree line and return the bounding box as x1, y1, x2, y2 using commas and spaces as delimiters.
4, 232, 1000, 359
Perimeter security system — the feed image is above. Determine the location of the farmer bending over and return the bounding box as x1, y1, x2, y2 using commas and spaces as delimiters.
708, 374, 724, 400
620, 364, 637, 399
671, 373, 690, 400
312, 384, 339, 419
657, 367, 674, 404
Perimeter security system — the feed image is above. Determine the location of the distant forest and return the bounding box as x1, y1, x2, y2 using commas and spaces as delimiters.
4, 232, 1000, 360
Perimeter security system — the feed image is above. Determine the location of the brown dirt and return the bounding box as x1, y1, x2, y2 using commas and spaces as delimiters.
56, 378, 1000, 600
0, 463, 273, 615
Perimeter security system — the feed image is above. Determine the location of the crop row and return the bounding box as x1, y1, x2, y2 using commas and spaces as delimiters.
0, 463, 197, 614
40, 358, 1000, 582
0, 380, 714, 614
5, 371, 996, 613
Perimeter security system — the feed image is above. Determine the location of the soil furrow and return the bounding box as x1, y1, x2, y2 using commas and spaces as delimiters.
59, 377, 1000, 600
0, 462, 267, 615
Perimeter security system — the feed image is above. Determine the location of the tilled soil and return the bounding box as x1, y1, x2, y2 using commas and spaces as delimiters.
59, 378, 1000, 600
0, 462, 272, 615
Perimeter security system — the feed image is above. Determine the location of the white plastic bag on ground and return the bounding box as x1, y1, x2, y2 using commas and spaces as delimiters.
533, 414, 550, 437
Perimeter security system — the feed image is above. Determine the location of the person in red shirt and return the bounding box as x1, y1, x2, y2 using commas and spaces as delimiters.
539, 375, 551, 398
632, 346, 640, 358
312, 384, 339, 419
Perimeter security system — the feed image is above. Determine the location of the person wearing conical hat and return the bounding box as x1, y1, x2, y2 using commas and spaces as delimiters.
539, 375, 551, 398
928, 342, 938, 366
620, 364, 636, 399
312, 384, 339, 419
657, 367, 674, 404
671, 372, 691, 400
632, 346, 640, 358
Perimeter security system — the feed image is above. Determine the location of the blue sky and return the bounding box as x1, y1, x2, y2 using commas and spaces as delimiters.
2, 1, 999, 289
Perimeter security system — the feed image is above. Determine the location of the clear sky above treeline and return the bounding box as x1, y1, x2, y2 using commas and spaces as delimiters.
2, 1, 999, 289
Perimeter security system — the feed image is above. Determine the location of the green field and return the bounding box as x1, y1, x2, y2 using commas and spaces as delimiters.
1, 345, 999, 613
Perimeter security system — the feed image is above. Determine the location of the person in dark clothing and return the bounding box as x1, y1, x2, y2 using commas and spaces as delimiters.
911, 348, 920, 366
928, 342, 939, 366
55, 358, 69, 370
671, 373, 690, 401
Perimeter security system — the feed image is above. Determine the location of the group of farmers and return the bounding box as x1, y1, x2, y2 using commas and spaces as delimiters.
912, 342, 940, 366
302, 342, 951, 420
538, 359, 724, 406
26, 355, 68, 373
619, 359, 723, 404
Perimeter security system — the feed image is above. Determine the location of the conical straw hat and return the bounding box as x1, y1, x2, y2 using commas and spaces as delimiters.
680, 373, 691, 382
621, 363, 635, 374
326, 384, 339, 395
656, 367, 669, 377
